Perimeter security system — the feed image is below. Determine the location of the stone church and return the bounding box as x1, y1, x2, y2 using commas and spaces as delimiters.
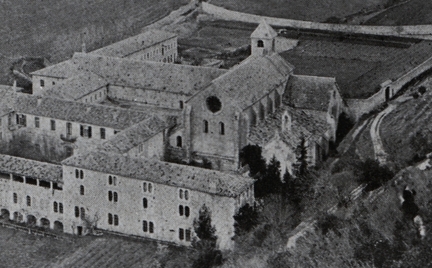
0, 21, 344, 249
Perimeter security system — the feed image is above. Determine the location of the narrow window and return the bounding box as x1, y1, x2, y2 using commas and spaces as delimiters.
80, 170, 84, 179
149, 222, 154, 233
75, 206, 79, 218
80, 207, 85, 219
176, 136, 182, 148
143, 220, 148, 232
35, 117, 40, 128
143, 198, 148, 208
50, 120, 56, 131
59, 203, 63, 214
75, 169, 79, 179
179, 101, 184, 109
80, 185, 85, 195
257, 40, 264, 47
186, 229, 191, 241
143, 182, 147, 192
219, 122, 225, 135
108, 213, 113, 225
80, 125, 84, 136
113, 192, 118, 202
113, 176, 117, 186
179, 205, 184, 216
54, 201, 58, 212
108, 176, 112, 185
204, 120, 208, 133
13, 193, 17, 203
184, 190, 189, 200
179, 189, 183, 199
40, 79, 45, 87
100, 128, 106, 139
185, 206, 190, 217
179, 228, 184, 240
52, 81, 55, 85
108, 191, 113, 201
114, 215, 119, 226
66, 122, 72, 135
148, 183, 152, 193
88, 126, 92, 138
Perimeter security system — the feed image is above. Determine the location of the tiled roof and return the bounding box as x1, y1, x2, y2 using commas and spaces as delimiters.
42, 73, 108, 101
15, 94, 154, 130
90, 29, 176, 58
62, 151, 255, 197
0, 154, 62, 183
197, 53, 293, 110
285, 75, 336, 111
32, 53, 227, 96
250, 21, 278, 39
0, 86, 16, 116
97, 116, 172, 154
248, 105, 329, 147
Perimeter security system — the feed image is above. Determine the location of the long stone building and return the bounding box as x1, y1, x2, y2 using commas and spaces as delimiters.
0, 24, 346, 248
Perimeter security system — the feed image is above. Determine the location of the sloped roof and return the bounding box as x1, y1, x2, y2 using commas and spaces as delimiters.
0, 86, 16, 116
248, 105, 328, 147
197, 53, 293, 110
15, 94, 154, 130
42, 72, 108, 101
251, 20, 278, 39
97, 116, 172, 154
62, 151, 255, 197
90, 29, 176, 58
285, 75, 337, 111
32, 53, 227, 96
0, 154, 62, 183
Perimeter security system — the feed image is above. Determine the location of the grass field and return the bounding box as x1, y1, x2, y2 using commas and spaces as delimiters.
366, 0, 432, 25
211, 0, 388, 22
0, 0, 189, 85
0, 226, 191, 268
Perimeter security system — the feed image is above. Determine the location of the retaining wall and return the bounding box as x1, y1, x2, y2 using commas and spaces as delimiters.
202, 3, 432, 39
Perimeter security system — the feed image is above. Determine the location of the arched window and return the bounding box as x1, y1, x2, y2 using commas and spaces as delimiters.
185, 206, 190, 217
59, 203, 63, 214
108, 213, 113, 225
176, 136, 182, 148
108, 176, 112, 185
80, 170, 84, 179
113, 192, 118, 202
184, 190, 189, 200
108, 191, 113, 201
179, 189, 183, 199
179, 205, 184, 216
149, 222, 154, 233
148, 183, 152, 193
179, 101, 184, 109
114, 215, 119, 226
13, 193, 17, 203
143, 198, 148, 208
80, 207, 85, 219
257, 40, 264, 47
80, 185, 85, 195
143, 182, 147, 192
203, 120, 209, 133
75, 206, 80, 218
53, 202, 58, 212
75, 169, 79, 179
143, 220, 148, 232
26, 196, 31, 206
219, 122, 225, 135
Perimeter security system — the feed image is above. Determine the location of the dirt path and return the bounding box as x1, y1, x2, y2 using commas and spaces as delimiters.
370, 104, 396, 164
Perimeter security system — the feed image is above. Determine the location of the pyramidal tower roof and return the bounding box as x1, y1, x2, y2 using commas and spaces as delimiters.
251, 20, 278, 39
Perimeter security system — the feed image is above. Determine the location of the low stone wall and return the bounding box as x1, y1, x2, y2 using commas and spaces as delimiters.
202, 2, 432, 39
347, 56, 432, 120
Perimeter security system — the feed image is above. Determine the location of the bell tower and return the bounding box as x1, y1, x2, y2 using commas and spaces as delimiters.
250, 20, 277, 56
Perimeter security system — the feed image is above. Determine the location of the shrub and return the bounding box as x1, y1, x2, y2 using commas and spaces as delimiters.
234, 203, 259, 236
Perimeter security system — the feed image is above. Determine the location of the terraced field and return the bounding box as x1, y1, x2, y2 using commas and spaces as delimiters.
0, 0, 189, 85
211, 0, 388, 22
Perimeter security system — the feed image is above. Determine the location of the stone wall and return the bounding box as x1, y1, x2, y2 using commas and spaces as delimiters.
61, 165, 248, 249
202, 3, 432, 39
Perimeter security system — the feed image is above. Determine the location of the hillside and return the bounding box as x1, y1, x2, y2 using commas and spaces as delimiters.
0, 0, 189, 85
366, 0, 432, 25
211, 0, 389, 22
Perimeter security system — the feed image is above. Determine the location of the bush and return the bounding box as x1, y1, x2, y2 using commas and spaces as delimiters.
418, 86, 427, 95
357, 159, 394, 191
234, 203, 259, 236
